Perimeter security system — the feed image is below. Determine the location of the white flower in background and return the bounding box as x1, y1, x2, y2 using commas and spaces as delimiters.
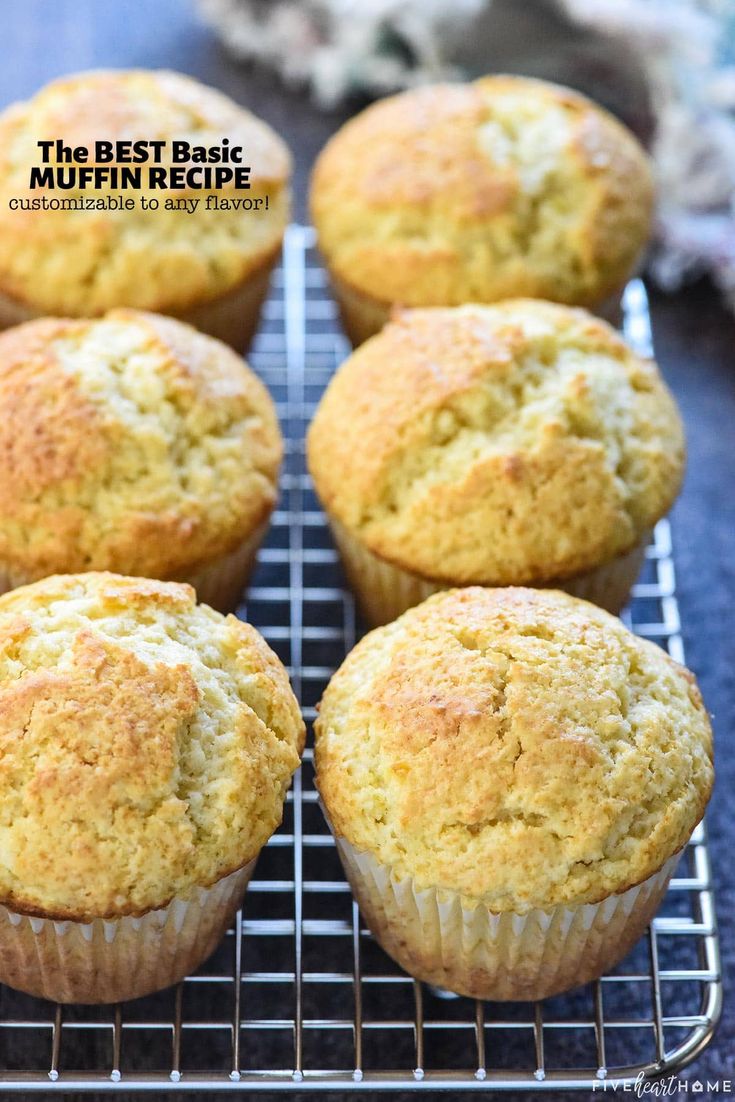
200, 0, 735, 311
566, 0, 735, 306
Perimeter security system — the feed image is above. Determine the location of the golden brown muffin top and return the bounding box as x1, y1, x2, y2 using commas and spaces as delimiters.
307, 301, 684, 585
315, 587, 713, 911
0, 572, 304, 919
0, 69, 291, 315
0, 310, 281, 587
311, 75, 653, 309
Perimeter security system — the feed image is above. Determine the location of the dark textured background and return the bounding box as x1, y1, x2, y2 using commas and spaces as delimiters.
1, 0, 732, 1097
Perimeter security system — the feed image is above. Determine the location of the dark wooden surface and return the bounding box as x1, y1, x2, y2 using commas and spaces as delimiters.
1, 0, 733, 1096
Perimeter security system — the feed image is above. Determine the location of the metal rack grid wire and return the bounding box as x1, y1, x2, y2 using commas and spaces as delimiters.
0, 225, 721, 1092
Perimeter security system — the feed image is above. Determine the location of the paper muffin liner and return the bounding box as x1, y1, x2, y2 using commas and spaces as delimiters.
0, 244, 280, 353
329, 270, 393, 347
176, 244, 280, 352
595, 287, 625, 327
0, 859, 256, 1004
334, 835, 679, 1001
181, 517, 271, 613
328, 268, 628, 348
0, 519, 271, 613
328, 516, 649, 626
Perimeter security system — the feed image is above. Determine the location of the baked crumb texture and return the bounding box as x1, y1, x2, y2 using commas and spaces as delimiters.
0, 572, 305, 920
308, 300, 684, 586
0, 69, 291, 315
311, 75, 653, 310
0, 309, 282, 586
315, 587, 713, 913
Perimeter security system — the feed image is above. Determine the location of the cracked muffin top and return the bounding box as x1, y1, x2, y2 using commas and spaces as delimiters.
307, 300, 684, 585
0, 572, 305, 919
0, 69, 291, 316
311, 75, 653, 310
315, 587, 713, 911
0, 309, 281, 588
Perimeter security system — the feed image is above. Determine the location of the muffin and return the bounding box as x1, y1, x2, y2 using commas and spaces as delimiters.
0, 572, 304, 1003
0, 69, 291, 349
0, 309, 282, 611
311, 75, 653, 344
315, 586, 713, 1001
307, 301, 684, 624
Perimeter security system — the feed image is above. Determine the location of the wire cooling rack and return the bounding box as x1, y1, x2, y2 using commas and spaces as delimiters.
0, 226, 721, 1092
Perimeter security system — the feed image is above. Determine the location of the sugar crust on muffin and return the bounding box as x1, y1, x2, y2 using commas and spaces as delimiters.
315, 587, 712, 911
0, 309, 282, 586
0, 572, 305, 919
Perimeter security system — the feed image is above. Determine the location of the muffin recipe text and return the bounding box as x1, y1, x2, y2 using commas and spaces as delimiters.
28, 137, 252, 189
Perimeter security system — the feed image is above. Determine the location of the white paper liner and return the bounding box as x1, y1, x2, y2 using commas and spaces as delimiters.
0, 858, 256, 1004
335, 835, 679, 1001
328, 516, 649, 626
0, 519, 271, 614
180, 518, 271, 613
174, 245, 279, 351
328, 268, 627, 348
0, 245, 279, 353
